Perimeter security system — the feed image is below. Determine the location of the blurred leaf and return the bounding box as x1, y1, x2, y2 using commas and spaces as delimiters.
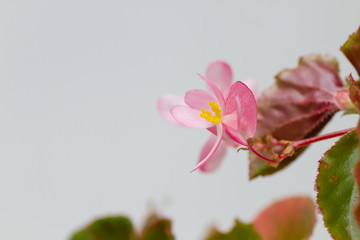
250, 54, 342, 179
253, 196, 316, 240
70, 216, 136, 240
316, 130, 360, 239
349, 75, 360, 111
341, 26, 360, 76
140, 214, 175, 240
205, 220, 262, 240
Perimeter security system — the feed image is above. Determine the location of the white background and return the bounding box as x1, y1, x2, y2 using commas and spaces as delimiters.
1, 0, 360, 239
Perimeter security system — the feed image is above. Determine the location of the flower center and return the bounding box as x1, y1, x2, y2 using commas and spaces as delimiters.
200, 101, 221, 124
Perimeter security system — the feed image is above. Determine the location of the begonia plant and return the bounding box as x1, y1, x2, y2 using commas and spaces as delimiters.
72, 26, 360, 240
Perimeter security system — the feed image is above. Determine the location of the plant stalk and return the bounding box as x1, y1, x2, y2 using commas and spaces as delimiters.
292, 127, 356, 149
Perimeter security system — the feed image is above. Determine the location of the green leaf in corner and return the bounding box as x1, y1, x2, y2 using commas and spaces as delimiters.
70, 216, 136, 240
353, 120, 360, 228
140, 214, 175, 240
316, 130, 360, 239
354, 157, 360, 229
205, 220, 262, 240
341, 27, 360, 77
253, 196, 316, 240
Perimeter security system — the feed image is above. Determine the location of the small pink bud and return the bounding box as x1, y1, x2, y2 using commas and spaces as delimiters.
335, 89, 358, 113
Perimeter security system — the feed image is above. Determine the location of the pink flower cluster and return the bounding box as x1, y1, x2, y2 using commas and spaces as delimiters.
157, 61, 258, 172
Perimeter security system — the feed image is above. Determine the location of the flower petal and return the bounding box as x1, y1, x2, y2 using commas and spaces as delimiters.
206, 61, 233, 97
184, 89, 217, 111
198, 135, 227, 172
242, 78, 259, 100
207, 126, 238, 147
222, 99, 248, 145
191, 125, 223, 172
171, 105, 214, 128
197, 73, 226, 110
223, 81, 257, 144
157, 94, 185, 126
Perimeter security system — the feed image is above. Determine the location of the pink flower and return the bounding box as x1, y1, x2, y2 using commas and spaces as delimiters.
157, 61, 258, 172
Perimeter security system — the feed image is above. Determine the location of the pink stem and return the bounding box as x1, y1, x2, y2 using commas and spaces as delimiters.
292, 127, 356, 149
248, 145, 277, 163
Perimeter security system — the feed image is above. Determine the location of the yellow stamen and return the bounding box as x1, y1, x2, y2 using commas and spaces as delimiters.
200, 102, 221, 124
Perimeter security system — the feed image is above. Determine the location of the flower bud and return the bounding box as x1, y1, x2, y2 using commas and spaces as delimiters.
335, 89, 358, 113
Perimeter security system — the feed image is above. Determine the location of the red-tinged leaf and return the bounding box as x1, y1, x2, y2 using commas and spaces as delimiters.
349, 75, 360, 111
354, 120, 360, 228
355, 161, 360, 228
341, 26, 360, 76
249, 54, 343, 179
205, 220, 262, 240
316, 130, 360, 239
253, 196, 316, 240
140, 214, 175, 240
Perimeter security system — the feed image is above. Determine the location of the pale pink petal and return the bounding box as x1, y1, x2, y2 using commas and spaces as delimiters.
222, 125, 248, 146
171, 106, 214, 128
197, 73, 226, 110
157, 95, 185, 126
222, 98, 248, 146
198, 135, 227, 172
236, 96, 242, 129
191, 125, 223, 172
207, 126, 238, 147
242, 78, 259, 100
184, 89, 217, 111
206, 61, 233, 97
223, 81, 257, 144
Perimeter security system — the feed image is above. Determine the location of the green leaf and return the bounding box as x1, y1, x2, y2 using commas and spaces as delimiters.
354, 121, 360, 228
316, 130, 360, 239
341, 27, 360, 76
354, 160, 360, 228
70, 216, 136, 240
140, 214, 175, 240
250, 54, 342, 179
249, 149, 306, 179
253, 196, 316, 240
204, 220, 262, 240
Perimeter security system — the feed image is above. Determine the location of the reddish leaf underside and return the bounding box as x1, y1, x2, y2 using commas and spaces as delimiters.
341, 26, 360, 77
253, 196, 316, 240
249, 54, 342, 179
